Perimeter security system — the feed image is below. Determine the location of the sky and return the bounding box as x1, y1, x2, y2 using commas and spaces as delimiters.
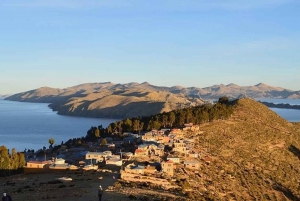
0, 0, 300, 94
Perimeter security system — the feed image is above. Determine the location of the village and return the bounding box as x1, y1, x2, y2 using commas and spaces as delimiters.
23, 123, 212, 192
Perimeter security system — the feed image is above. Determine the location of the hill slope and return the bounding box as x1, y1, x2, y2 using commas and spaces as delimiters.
5, 82, 300, 118
6, 83, 203, 118
187, 98, 300, 200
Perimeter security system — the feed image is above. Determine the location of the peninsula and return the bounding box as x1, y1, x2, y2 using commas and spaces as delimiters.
5, 82, 300, 119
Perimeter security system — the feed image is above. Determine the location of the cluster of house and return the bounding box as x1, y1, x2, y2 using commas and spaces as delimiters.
122, 124, 207, 178
24, 123, 210, 180
24, 157, 78, 173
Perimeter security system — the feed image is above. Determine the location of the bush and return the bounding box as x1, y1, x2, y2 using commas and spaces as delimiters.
114, 182, 122, 189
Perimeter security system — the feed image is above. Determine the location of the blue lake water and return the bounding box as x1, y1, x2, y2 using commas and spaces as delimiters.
0, 99, 118, 152
255, 98, 300, 122
255, 98, 300, 105
0, 98, 299, 152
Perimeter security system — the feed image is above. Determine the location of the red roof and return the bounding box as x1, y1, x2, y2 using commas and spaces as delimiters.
205, 157, 212, 162
135, 149, 146, 153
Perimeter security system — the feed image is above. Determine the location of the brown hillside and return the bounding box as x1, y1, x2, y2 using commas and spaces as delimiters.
5, 82, 300, 118
186, 98, 300, 200
50, 89, 195, 118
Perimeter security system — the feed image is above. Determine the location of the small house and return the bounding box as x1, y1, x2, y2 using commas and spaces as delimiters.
184, 161, 200, 170
161, 160, 174, 177
167, 156, 180, 164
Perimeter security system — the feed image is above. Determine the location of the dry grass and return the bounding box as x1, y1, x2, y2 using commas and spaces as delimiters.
185, 98, 300, 200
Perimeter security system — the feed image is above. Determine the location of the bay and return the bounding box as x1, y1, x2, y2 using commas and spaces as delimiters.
0, 99, 118, 152
256, 98, 300, 105
0, 98, 299, 152
255, 98, 300, 122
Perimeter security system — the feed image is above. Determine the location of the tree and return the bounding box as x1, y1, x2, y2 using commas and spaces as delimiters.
169, 112, 175, 127
123, 118, 132, 132
95, 128, 100, 138
101, 139, 107, 147
162, 115, 168, 127
48, 138, 55, 148
18, 152, 26, 168
133, 119, 141, 132
107, 125, 113, 133
218, 96, 229, 104
0, 146, 9, 170
10, 148, 19, 170
185, 109, 193, 123
138, 122, 144, 134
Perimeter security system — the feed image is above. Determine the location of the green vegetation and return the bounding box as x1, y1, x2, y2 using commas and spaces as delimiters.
54, 97, 233, 149
0, 146, 26, 176
106, 97, 233, 134
101, 138, 107, 146
48, 138, 55, 148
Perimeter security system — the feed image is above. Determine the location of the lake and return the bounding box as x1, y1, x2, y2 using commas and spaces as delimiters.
0, 99, 119, 152
0, 98, 299, 152
255, 98, 300, 122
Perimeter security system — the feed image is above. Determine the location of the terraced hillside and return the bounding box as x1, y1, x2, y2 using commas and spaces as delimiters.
186, 98, 300, 200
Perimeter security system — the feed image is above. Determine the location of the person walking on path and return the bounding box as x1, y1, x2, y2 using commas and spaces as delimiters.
98, 185, 103, 201
2, 193, 12, 201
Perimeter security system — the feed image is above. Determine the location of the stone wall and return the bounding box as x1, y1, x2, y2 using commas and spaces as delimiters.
120, 171, 177, 189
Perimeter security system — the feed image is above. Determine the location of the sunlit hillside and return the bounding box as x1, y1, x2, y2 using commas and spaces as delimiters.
185, 98, 300, 200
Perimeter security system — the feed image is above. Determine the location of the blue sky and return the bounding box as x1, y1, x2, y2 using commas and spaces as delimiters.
0, 0, 299, 94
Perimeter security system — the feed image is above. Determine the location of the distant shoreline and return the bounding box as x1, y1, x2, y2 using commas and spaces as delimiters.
259, 101, 300, 110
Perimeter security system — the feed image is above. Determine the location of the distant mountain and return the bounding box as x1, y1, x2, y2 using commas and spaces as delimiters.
5, 82, 300, 118
196, 82, 300, 99
5, 82, 204, 118
0, 94, 10, 99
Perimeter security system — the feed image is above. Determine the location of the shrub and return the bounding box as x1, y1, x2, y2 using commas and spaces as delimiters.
114, 182, 122, 189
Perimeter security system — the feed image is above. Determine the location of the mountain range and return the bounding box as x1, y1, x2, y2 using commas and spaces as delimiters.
5, 82, 300, 118
0, 94, 10, 99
